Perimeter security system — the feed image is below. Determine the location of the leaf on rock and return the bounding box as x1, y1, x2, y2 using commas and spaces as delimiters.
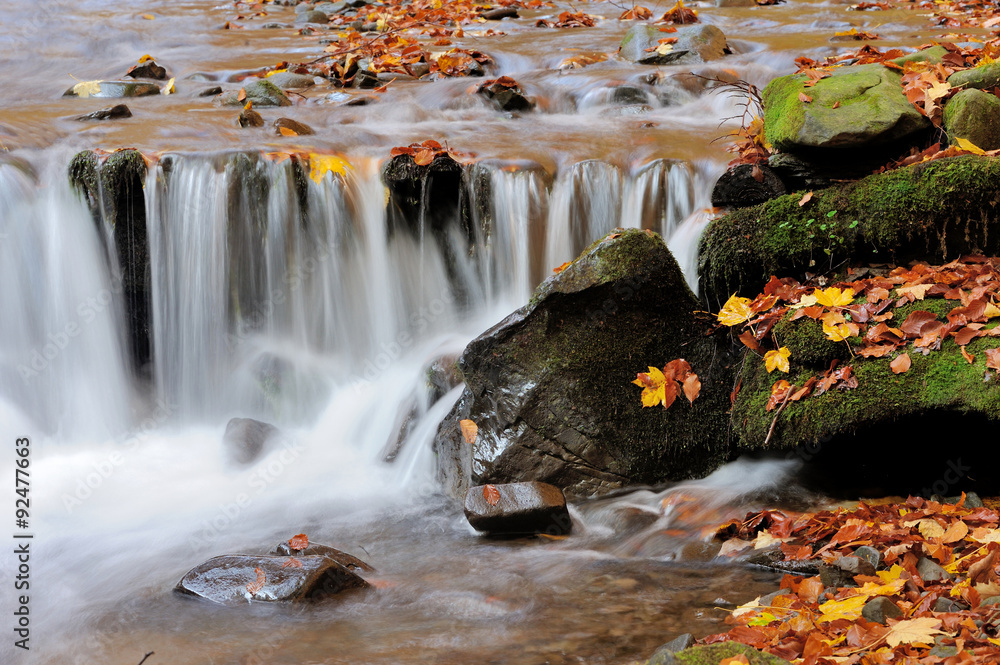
884, 617, 944, 647
814, 287, 855, 308
682, 373, 701, 404
483, 484, 501, 506
890, 352, 911, 374
309, 153, 352, 183
986, 348, 1000, 371
897, 284, 932, 300
718, 656, 750, 665
798, 92, 813, 103
798, 191, 813, 206
282, 557, 303, 568
72, 80, 102, 98
955, 137, 986, 155
764, 347, 791, 373
633, 366, 667, 408
245, 566, 267, 596
942, 520, 969, 543
460, 419, 478, 444
718, 294, 753, 326
289, 533, 309, 551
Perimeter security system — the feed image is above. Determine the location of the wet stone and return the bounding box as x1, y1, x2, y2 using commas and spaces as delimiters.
853, 545, 882, 570
175, 554, 369, 604
63, 80, 162, 98
648, 633, 695, 665
199, 86, 223, 97
932, 596, 967, 613
862, 596, 903, 624
353, 69, 379, 89
482, 7, 518, 19
609, 85, 650, 106
711, 163, 787, 208
296, 10, 329, 23
126, 61, 167, 80
272, 542, 375, 573
222, 417, 279, 463
75, 104, 132, 121
819, 555, 876, 588
274, 117, 315, 135
464, 481, 572, 536
265, 71, 317, 89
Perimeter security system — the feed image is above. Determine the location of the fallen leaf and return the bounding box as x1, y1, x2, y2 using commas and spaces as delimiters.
309, 153, 352, 183
961, 346, 975, 364
718, 294, 753, 326
942, 520, 969, 543
161, 77, 175, 95
460, 419, 478, 444
238, 88, 247, 102
897, 284, 932, 300
798, 191, 813, 207
955, 137, 986, 155
890, 353, 911, 374
817, 594, 867, 623
987, 348, 1000, 371
72, 80, 102, 98
884, 617, 944, 647
553, 261, 571, 274
682, 373, 701, 404
764, 347, 791, 373
798, 92, 813, 103
719, 656, 750, 665
282, 558, 303, 568
245, 566, 266, 596
814, 286, 855, 308
483, 484, 501, 506
289, 533, 309, 551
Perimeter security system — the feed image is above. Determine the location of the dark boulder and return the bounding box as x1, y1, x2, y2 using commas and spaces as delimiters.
219, 80, 292, 107
272, 541, 374, 573
223, 417, 280, 464
426, 354, 462, 404
477, 77, 533, 112
464, 481, 571, 535
711, 163, 787, 208
74, 104, 132, 121
237, 106, 265, 128
274, 117, 315, 135
175, 554, 368, 604
126, 60, 168, 80
481, 7, 518, 19
435, 229, 736, 498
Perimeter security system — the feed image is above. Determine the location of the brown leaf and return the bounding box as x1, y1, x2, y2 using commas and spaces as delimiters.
483, 484, 501, 506
961, 346, 975, 364
460, 419, 478, 444
682, 373, 701, 404
987, 348, 1000, 371
288, 533, 309, 551
900, 310, 939, 337
238, 88, 247, 102
798, 191, 813, 207
954, 326, 982, 346
798, 92, 813, 103
738, 330, 761, 352
969, 550, 997, 585
890, 353, 911, 374
413, 148, 435, 166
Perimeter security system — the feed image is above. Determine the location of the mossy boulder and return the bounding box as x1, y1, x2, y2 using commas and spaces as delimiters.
890, 45, 949, 67
943, 89, 1000, 151
219, 79, 292, 107
763, 64, 930, 153
650, 642, 789, 665
948, 61, 1000, 91
435, 229, 738, 499
699, 156, 1000, 304
619, 23, 729, 66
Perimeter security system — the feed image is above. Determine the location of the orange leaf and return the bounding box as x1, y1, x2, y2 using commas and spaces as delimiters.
289, 533, 309, 551
245, 566, 266, 596
987, 348, 1000, 371
683, 373, 701, 404
890, 353, 911, 374
238, 88, 247, 102
798, 191, 813, 207
282, 557, 304, 568
413, 148, 435, 166
961, 346, 975, 364
553, 261, 571, 274
798, 92, 812, 103
460, 419, 478, 444
483, 484, 501, 506
719, 657, 750, 665
278, 126, 298, 137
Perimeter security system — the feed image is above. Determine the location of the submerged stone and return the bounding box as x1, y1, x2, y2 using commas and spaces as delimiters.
223, 417, 281, 464
175, 554, 368, 604
74, 104, 132, 121
619, 23, 729, 66
464, 481, 571, 535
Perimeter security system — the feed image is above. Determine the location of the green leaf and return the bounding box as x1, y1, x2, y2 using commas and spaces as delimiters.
827, 210, 837, 218
849, 220, 860, 228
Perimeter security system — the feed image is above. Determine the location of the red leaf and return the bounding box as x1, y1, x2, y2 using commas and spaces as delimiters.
483, 484, 501, 505
413, 149, 435, 166
282, 558, 304, 568
890, 352, 911, 374
289, 533, 309, 551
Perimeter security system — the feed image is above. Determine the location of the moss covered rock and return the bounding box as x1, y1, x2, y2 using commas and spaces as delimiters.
948, 61, 1000, 91
219, 79, 292, 107
699, 156, 1000, 304
943, 88, 1000, 151
661, 642, 789, 665
435, 229, 738, 498
890, 45, 949, 67
763, 64, 930, 153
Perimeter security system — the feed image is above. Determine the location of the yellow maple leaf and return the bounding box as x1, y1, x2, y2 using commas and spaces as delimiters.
309, 154, 353, 183
925, 80, 952, 103
884, 617, 945, 647
764, 347, 791, 373
817, 594, 867, 623
858, 577, 906, 598
717, 294, 753, 326
814, 286, 855, 308
984, 301, 1000, 319
72, 80, 102, 98
632, 366, 667, 408
823, 321, 855, 342
876, 564, 906, 583
955, 137, 986, 155
791, 292, 819, 309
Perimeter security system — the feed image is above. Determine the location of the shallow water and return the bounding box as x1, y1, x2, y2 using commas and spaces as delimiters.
0, 0, 949, 662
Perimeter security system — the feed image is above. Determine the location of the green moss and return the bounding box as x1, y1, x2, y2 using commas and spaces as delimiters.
673, 642, 789, 665
772, 314, 849, 368
699, 156, 1000, 304
68, 150, 100, 213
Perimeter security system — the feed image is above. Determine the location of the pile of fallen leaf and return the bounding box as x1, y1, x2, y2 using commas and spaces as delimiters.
710, 495, 1000, 663
716, 256, 1000, 412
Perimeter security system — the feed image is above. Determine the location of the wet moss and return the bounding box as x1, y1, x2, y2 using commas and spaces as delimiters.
673, 642, 790, 665
699, 156, 1000, 305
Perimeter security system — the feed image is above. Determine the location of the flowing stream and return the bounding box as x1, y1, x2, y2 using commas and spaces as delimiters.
0, 0, 945, 662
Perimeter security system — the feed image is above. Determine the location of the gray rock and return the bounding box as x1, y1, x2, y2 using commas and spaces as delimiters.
221, 80, 292, 107
982, 595, 1000, 606
819, 555, 875, 588
274, 117, 315, 135
929, 644, 959, 658
943, 88, 1000, 151
264, 72, 317, 89
426, 354, 462, 404
648, 633, 695, 665
175, 554, 368, 604
75, 104, 132, 121
862, 596, 903, 624
711, 163, 786, 208
618, 23, 729, 66
315, 1, 348, 13
434, 230, 736, 498
272, 541, 374, 573
916, 557, 952, 582
63, 80, 161, 98
610, 84, 650, 105
763, 64, 931, 153
223, 417, 280, 463
464, 481, 572, 535
295, 10, 329, 23
853, 545, 881, 570
932, 596, 967, 613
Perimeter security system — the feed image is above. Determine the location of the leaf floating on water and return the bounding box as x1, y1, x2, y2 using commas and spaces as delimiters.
72, 80, 102, 98
288, 533, 309, 551
483, 484, 501, 506
459, 419, 478, 444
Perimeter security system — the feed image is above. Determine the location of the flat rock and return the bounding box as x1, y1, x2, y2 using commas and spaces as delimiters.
175, 554, 368, 604
464, 481, 571, 535
63, 80, 162, 98
272, 541, 374, 573
862, 596, 903, 624
948, 61, 1000, 90
264, 72, 317, 89
75, 104, 132, 121
619, 23, 729, 66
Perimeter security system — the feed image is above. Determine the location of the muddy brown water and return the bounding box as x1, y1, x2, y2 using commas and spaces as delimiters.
0, 0, 957, 663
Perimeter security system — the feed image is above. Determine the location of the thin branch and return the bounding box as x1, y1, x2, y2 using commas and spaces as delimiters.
763, 387, 792, 446
137, 652, 155, 665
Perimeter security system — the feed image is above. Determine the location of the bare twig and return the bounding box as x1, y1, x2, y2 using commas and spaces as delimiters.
763, 387, 792, 446
137, 652, 154, 665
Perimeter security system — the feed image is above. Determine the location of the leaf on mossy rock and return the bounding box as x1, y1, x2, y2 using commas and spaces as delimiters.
890, 352, 911, 374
